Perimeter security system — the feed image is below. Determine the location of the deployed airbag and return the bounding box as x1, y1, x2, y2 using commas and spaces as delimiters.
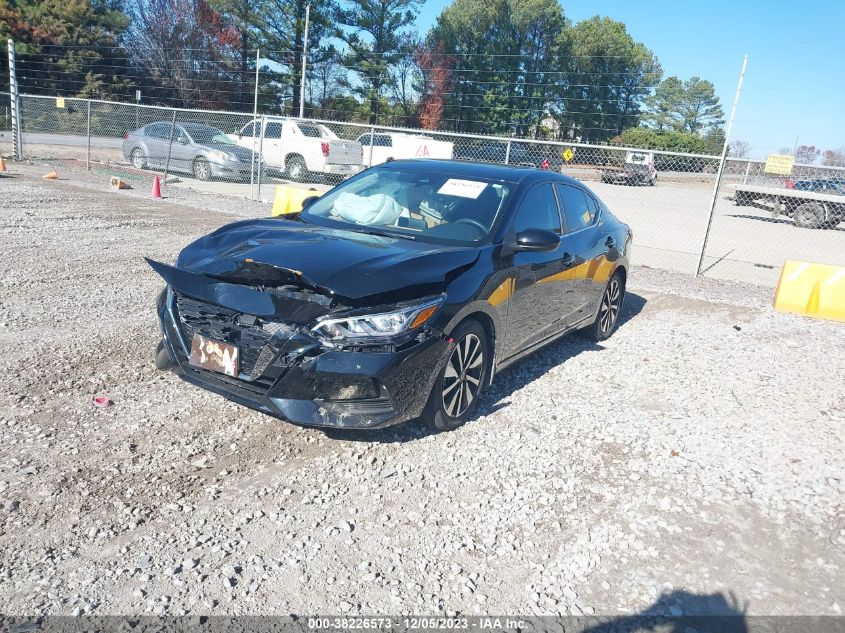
334, 192, 404, 226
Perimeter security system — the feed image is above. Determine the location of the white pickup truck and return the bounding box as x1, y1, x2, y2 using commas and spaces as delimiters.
356, 131, 454, 167
231, 118, 364, 182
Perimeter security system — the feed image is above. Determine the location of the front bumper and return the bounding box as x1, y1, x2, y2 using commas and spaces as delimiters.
157, 289, 450, 429
209, 160, 266, 180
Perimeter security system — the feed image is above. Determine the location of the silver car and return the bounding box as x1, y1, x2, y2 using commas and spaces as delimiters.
122, 122, 265, 181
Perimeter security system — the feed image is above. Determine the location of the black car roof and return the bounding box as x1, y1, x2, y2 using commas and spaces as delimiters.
380, 158, 583, 187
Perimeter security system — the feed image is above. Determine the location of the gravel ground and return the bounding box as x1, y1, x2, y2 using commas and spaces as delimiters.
0, 165, 844, 619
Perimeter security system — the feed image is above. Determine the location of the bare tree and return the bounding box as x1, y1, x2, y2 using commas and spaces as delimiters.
729, 139, 751, 158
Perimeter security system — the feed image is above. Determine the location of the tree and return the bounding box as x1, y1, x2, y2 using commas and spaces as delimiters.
260, 0, 336, 115
561, 17, 662, 142
729, 139, 751, 158
821, 148, 845, 167
795, 144, 820, 164
206, 0, 264, 111
334, 0, 421, 124
676, 76, 723, 133
123, 0, 243, 109
414, 41, 452, 129
2, 0, 131, 99
645, 75, 724, 134
427, 0, 568, 135
702, 126, 725, 154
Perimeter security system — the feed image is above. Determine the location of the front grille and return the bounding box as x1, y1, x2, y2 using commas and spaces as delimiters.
174, 293, 283, 379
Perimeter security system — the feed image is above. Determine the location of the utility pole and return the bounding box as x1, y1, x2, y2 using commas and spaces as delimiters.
299, 3, 311, 119
7, 39, 21, 160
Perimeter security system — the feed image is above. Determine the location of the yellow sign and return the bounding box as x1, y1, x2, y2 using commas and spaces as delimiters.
562, 148, 574, 163
56, 97, 65, 109
764, 153, 794, 175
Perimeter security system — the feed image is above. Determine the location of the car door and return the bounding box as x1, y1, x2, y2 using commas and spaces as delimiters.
502, 182, 577, 358
143, 123, 171, 168
554, 183, 611, 327
169, 125, 194, 173
262, 121, 284, 168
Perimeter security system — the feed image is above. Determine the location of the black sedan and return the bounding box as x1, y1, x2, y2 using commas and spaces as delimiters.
149, 160, 632, 431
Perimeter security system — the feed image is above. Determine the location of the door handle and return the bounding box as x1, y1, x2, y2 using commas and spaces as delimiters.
561, 253, 575, 267
605, 236, 616, 250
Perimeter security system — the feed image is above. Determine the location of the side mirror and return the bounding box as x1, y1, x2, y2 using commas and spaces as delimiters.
501, 228, 560, 256
300, 195, 320, 209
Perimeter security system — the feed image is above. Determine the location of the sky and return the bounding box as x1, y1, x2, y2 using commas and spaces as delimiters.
414, 0, 845, 159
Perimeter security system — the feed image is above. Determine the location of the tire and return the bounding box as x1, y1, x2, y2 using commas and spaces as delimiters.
130, 148, 147, 170
423, 320, 491, 432
793, 202, 826, 229
285, 155, 307, 182
585, 271, 626, 342
193, 157, 212, 181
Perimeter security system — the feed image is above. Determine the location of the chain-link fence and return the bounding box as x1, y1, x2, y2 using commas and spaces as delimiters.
5, 92, 845, 287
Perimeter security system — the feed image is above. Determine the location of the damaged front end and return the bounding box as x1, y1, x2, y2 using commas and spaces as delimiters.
148, 258, 452, 429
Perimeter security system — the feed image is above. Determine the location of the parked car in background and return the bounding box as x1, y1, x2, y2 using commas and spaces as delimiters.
600, 151, 657, 186
789, 177, 845, 195
123, 122, 264, 181
455, 141, 533, 166
356, 131, 454, 166
149, 159, 632, 432
230, 117, 363, 182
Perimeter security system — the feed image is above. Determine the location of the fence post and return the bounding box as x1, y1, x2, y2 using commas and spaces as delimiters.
504, 140, 512, 165
742, 160, 752, 185
251, 48, 260, 199
256, 114, 266, 202
86, 100, 91, 171
696, 55, 748, 277
368, 126, 375, 167
163, 110, 177, 186
7, 39, 21, 160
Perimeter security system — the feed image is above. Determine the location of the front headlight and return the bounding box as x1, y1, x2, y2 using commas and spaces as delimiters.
209, 149, 233, 162
311, 297, 444, 344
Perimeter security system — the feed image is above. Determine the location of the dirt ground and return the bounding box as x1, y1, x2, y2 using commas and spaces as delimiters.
0, 165, 843, 619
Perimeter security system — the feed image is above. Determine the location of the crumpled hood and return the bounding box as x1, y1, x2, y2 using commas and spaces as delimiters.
173, 218, 480, 302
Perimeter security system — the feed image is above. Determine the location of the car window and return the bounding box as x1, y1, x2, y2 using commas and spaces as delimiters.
240, 122, 257, 137
513, 183, 561, 234
265, 122, 282, 139
188, 127, 234, 145
374, 135, 392, 147
298, 124, 324, 138
359, 133, 372, 145
555, 184, 594, 232
302, 168, 513, 246
146, 123, 170, 139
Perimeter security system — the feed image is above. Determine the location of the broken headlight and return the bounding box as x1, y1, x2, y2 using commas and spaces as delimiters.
311, 297, 444, 344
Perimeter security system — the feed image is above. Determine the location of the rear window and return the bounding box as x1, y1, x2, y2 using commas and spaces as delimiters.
298, 124, 326, 138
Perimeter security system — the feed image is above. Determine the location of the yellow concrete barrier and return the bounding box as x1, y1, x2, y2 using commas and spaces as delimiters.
271, 185, 323, 216
774, 260, 845, 323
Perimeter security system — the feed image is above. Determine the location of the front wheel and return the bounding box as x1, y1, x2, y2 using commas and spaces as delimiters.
193, 157, 212, 181
285, 155, 307, 182
423, 320, 491, 432
585, 271, 626, 342
130, 148, 147, 170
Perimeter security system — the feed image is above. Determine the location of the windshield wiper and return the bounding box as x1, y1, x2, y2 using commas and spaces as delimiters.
357, 228, 416, 241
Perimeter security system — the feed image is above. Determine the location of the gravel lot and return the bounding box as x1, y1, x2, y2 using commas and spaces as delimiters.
0, 165, 844, 620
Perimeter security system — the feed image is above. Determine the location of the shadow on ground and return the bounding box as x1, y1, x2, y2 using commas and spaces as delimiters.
727, 213, 845, 232
322, 292, 647, 444
577, 590, 748, 632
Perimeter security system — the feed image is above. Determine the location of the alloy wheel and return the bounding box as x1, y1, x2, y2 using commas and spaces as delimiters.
131, 149, 145, 169
442, 333, 484, 418
599, 278, 622, 334
194, 159, 211, 181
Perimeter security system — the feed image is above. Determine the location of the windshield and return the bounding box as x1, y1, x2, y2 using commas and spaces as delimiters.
189, 128, 235, 145
302, 168, 513, 245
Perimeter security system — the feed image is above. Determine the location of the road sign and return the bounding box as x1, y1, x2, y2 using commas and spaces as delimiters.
764, 153, 794, 175
562, 148, 574, 162
55, 97, 65, 109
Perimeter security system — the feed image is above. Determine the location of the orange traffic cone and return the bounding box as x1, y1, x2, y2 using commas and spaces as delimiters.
42, 169, 58, 180
0, 157, 7, 172
150, 175, 162, 199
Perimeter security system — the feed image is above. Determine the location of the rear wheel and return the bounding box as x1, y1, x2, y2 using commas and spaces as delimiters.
793, 202, 826, 229
423, 320, 490, 432
585, 271, 625, 342
193, 157, 212, 181
285, 155, 307, 182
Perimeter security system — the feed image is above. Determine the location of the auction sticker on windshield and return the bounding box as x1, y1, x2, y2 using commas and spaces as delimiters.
437, 179, 488, 199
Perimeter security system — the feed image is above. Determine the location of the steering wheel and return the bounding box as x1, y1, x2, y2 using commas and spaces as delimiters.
452, 217, 488, 236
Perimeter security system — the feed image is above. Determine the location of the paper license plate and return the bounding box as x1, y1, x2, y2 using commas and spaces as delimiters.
188, 334, 239, 377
